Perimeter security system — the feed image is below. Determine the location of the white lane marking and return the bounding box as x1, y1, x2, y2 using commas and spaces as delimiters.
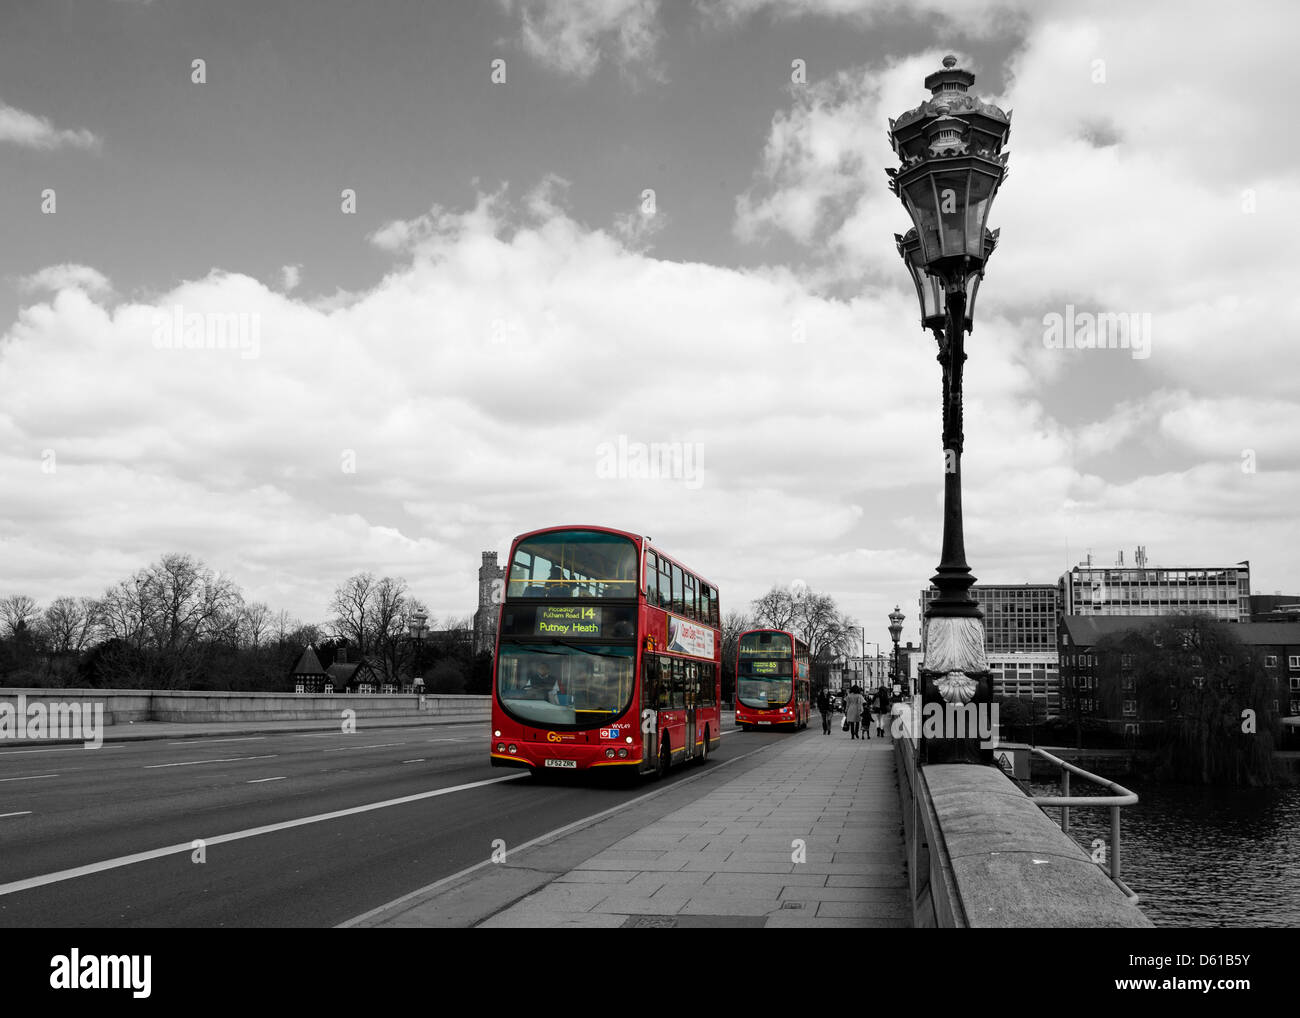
247, 776, 286, 784
293, 733, 347, 739
144, 755, 278, 770
0, 745, 124, 756
0, 774, 524, 899
338, 742, 774, 928
426, 738, 465, 743
0, 773, 59, 783
320, 742, 405, 753
1, 812, 33, 819
402, 759, 426, 764
167, 737, 266, 746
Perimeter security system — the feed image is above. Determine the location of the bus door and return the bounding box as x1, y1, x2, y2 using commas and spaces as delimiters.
684, 662, 697, 761
640, 653, 658, 772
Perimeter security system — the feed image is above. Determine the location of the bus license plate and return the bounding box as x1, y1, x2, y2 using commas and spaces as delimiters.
757, 721, 771, 725
544, 759, 576, 769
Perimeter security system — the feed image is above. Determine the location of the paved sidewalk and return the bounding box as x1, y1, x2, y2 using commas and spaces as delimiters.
365, 724, 908, 929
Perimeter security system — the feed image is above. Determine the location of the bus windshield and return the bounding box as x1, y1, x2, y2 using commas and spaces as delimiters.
496, 643, 635, 727
507, 530, 638, 600
737, 670, 794, 709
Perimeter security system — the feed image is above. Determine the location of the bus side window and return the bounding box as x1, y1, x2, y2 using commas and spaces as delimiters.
645, 552, 658, 603
708, 587, 719, 627
657, 656, 672, 710
671, 658, 686, 709
684, 573, 697, 622
671, 564, 683, 615
658, 559, 671, 610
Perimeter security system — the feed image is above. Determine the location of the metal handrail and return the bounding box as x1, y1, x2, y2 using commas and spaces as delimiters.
1027, 746, 1140, 903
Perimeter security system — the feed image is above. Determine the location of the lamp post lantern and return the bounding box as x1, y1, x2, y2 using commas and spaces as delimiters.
888, 55, 1010, 763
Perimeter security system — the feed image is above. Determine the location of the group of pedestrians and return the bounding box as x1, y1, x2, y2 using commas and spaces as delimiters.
816, 684, 893, 740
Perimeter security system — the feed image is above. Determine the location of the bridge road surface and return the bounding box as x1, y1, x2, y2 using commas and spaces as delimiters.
0, 721, 787, 927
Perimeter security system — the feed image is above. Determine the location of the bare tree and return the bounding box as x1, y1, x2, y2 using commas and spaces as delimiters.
329, 573, 377, 653
238, 601, 273, 650
0, 594, 41, 638
751, 587, 798, 631
369, 576, 412, 683
42, 596, 97, 655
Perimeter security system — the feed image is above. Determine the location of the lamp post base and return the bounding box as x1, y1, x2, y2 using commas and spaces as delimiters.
919, 614, 995, 766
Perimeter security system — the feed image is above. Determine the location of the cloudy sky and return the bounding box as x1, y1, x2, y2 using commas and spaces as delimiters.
2, 0, 1296, 646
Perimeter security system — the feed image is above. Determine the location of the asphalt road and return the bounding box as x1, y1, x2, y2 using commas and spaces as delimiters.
0, 720, 794, 927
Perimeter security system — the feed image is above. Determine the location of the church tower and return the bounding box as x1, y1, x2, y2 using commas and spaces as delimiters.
472, 551, 505, 654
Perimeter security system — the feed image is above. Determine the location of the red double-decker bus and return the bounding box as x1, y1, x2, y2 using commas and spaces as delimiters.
490, 525, 722, 778
735, 629, 810, 730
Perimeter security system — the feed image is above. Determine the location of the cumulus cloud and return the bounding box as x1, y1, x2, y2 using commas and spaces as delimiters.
18, 264, 113, 297
4, 175, 1294, 625
501, 0, 664, 80
0, 101, 100, 150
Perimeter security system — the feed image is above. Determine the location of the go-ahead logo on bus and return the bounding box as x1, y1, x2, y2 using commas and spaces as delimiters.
667, 617, 715, 658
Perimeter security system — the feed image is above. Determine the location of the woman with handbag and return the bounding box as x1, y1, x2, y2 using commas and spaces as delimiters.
845, 685, 865, 740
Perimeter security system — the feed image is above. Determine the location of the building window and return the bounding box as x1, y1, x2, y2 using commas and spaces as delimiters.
1122, 676, 1134, 691
1123, 700, 1136, 717
1266, 655, 1278, 667
1289, 656, 1300, 670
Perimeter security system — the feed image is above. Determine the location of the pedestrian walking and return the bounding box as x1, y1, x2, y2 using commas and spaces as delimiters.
845, 685, 864, 740
873, 685, 891, 737
817, 687, 832, 735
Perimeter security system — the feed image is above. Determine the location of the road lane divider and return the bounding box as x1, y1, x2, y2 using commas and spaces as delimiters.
320, 743, 406, 753
167, 737, 267, 746
0, 774, 59, 783
144, 755, 278, 769
0, 774, 524, 899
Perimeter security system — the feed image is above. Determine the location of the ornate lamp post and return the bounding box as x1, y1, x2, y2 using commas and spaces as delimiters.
888, 55, 1010, 763
888, 606, 905, 695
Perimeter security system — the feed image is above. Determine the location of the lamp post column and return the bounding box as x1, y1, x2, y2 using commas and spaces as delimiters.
887, 55, 1010, 765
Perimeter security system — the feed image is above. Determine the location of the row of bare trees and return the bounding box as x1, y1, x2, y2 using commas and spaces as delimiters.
0, 554, 478, 691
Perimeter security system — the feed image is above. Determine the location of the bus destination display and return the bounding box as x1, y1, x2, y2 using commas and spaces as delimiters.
535, 605, 603, 637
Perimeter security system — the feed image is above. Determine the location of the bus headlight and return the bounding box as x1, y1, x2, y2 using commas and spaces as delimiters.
494, 730, 501, 737
606, 749, 616, 759
508, 744, 517, 754
625, 736, 633, 744
496, 743, 505, 753
618, 748, 629, 758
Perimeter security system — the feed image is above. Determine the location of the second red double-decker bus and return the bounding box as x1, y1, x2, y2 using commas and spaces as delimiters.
735, 629, 811, 730
490, 525, 722, 778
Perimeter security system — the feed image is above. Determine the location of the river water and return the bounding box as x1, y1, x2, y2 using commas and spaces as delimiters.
1027, 780, 1300, 927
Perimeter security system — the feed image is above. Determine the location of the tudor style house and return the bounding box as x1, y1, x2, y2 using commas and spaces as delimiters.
291, 646, 386, 693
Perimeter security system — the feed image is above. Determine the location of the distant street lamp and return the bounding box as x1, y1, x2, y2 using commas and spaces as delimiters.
408, 610, 429, 694
888, 606, 905, 695
888, 55, 1010, 763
